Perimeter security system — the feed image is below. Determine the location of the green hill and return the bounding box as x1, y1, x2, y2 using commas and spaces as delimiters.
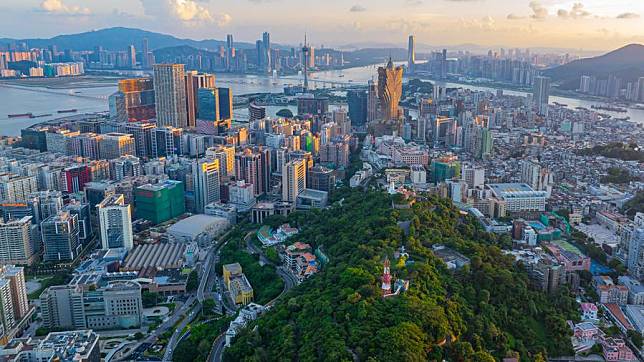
223, 189, 577, 361
544, 44, 644, 90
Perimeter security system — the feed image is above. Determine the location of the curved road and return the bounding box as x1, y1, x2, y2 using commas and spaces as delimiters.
207, 230, 298, 362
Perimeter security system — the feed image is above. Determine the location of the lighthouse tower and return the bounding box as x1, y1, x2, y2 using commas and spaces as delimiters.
381, 258, 392, 296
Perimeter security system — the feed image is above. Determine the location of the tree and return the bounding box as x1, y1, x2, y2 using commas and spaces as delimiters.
142, 291, 159, 308
627, 330, 643, 349
186, 270, 199, 292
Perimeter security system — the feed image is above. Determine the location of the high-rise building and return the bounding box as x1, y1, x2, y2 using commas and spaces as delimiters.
226, 34, 234, 71
218, 87, 233, 121
207, 145, 236, 177
40, 279, 142, 331
0, 174, 37, 203
127, 45, 136, 68
1, 266, 29, 322
307, 165, 336, 192
197, 88, 220, 121
262, 32, 271, 73
377, 59, 404, 120
109, 78, 156, 122
135, 180, 185, 224
41, 211, 80, 262
347, 90, 368, 127
235, 149, 267, 197
461, 165, 485, 189
125, 122, 156, 159
282, 159, 307, 203
64, 202, 92, 244
193, 159, 221, 213
109, 155, 142, 181
431, 158, 461, 184
99, 133, 135, 160
533, 76, 550, 116
638, 77, 644, 102
153, 63, 188, 128
62, 165, 91, 194
151, 127, 182, 158
98, 194, 133, 250
0, 217, 34, 266
408, 35, 416, 73
249, 103, 266, 122
185, 71, 216, 128
142, 38, 150, 69
302, 34, 310, 90
367, 80, 379, 124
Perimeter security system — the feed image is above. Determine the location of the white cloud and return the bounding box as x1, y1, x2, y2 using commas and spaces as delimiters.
40, 0, 91, 15
140, 0, 230, 25
557, 3, 591, 19
529, 1, 548, 20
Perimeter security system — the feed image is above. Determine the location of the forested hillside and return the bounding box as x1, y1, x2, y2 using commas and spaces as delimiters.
224, 189, 578, 361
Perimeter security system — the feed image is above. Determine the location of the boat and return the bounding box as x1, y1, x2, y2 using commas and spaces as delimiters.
57, 109, 78, 114
8, 113, 33, 119
591, 105, 627, 113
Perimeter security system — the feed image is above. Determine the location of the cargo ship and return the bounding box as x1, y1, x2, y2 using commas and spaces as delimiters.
57, 109, 78, 114
8, 113, 33, 119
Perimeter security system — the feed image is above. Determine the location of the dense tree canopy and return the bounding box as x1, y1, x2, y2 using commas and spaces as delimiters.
223, 189, 577, 361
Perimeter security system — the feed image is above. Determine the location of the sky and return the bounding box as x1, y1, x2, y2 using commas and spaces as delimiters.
1, 0, 643, 51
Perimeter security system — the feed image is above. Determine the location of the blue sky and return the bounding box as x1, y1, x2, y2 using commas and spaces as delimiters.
1, 0, 643, 50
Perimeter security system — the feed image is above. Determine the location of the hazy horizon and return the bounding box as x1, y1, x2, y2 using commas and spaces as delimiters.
1, 0, 643, 51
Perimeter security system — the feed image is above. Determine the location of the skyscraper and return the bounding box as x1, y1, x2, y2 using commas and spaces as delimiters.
197, 88, 220, 121
302, 35, 310, 90
533, 76, 551, 116
109, 78, 156, 122
153, 64, 188, 128
367, 80, 378, 123
408, 35, 416, 73
193, 159, 221, 213
127, 45, 136, 68
97, 194, 133, 250
218, 87, 233, 121
185, 71, 216, 128
41, 211, 80, 262
226, 34, 234, 71
142, 38, 150, 69
347, 90, 368, 127
99, 133, 135, 160
0, 216, 34, 265
282, 159, 307, 203
262, 32, 271, 73
377, 59, 404, 120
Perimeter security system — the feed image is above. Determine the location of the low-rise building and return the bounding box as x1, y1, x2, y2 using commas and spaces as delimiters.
222, 263, 253, 305
0, 330, 100, 362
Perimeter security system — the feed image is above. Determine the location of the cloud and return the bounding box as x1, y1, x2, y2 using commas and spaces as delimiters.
506, 13, 525, 20
39, 0, 91, 15
616, 12, 640, 19
349, 5, 366, 12
557, 3, 591, 19
139, 0, 230, 25
529, 1, 547, 20
216, 13, 232, 27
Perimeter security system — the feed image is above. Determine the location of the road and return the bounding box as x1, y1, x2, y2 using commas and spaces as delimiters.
207, 229, 298, 362
111, 296, 196, 361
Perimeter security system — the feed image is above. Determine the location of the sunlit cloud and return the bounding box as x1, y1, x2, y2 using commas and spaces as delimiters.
39, 0, 91, 15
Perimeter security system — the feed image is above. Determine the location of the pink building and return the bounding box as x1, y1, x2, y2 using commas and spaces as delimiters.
581, 303, 599, 321
545, 243, 591, 272
601, 337, 637, 362
574, 322, 599, 341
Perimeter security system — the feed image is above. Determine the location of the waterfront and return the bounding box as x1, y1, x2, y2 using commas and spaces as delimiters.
1, 64, 643, 136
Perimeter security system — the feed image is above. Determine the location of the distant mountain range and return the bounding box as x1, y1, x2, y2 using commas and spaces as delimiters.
0, 27, 409, 66
0, 27, 260, 52
544, 44, 644, 90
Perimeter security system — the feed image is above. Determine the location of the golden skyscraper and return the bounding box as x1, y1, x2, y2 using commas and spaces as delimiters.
377, 59, 403, 120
